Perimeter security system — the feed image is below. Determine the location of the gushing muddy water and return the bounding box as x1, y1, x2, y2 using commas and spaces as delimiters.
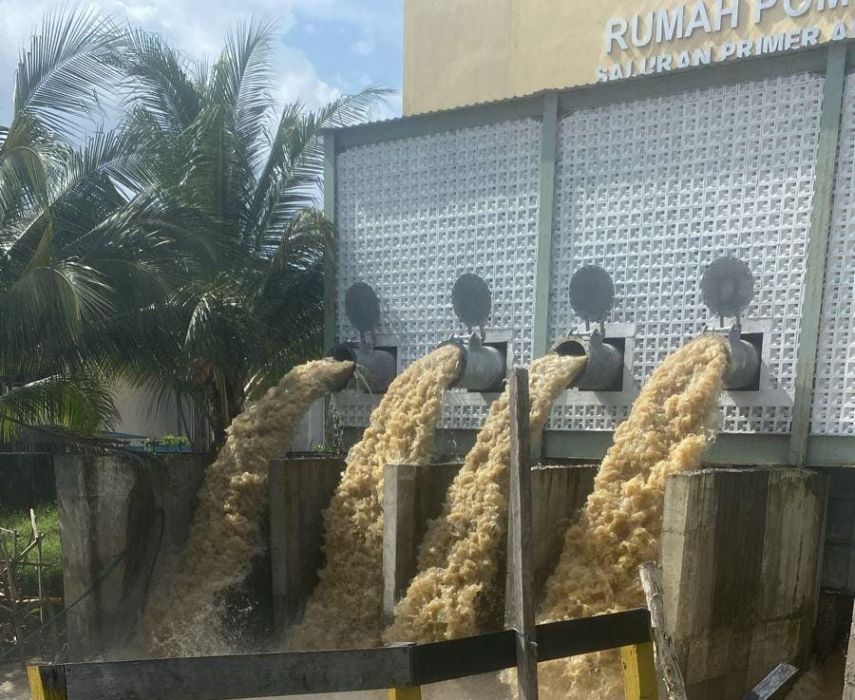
144, 359, 354, 656
384, 353, 587, 643
292, 345, 461, 649
533, 334, 728, 698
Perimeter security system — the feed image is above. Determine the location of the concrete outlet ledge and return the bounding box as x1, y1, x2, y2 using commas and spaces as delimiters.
661, 467, 827, 699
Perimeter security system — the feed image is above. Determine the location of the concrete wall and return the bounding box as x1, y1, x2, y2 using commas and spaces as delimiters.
403, 0, 852, 114
821, 468, 855, 593
269, 456, 345, 633
54, 454, 206, 658
111, 381, 187, 440
662, 468, 827, 699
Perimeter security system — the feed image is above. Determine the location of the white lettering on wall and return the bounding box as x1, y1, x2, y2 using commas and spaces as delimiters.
598, 0, 854, 83
694, 46, 713, 63
784, 0, 812, 17
831, 19, 848, 38
715, 0, 740, 30
655, 6, 685, 42
759, 32, 786, 51
686, 2, 714, 36
631, 14, 654, 47
605, 18, 629, 53
802, 25, 821, 44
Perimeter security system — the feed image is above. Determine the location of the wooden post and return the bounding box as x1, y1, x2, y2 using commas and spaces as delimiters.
621, 642, 659, 700
507, 368, 538, 700
31, 509, 45, 625
383, 463, 418, 621
27, 665, 67, 700
844, 596, 855, 699
639, 563, 686, 700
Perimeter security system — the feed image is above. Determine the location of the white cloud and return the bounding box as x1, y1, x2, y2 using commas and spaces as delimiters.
352, 36, 375, 57
274, 46, 341, 110
292, 0, 400, 47
0, 0, 399, 125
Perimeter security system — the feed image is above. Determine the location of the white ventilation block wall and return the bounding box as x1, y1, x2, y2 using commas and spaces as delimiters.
332, 71, 855, 437
815, 72, 855, 437
334, 119, 542, 429
548, 73, 824, 434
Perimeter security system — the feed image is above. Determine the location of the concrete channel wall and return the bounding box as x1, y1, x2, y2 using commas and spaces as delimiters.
54, 454, 207, 658
662, 468, 828, 699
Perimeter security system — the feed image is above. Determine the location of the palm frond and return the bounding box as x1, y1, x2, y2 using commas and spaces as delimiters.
13, 8, 120, 138
209, 18, 275, 148
0, 374, 117, 441
119, 29, 201, 133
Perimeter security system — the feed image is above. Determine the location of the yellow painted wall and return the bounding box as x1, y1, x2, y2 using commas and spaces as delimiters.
403, 0, 853, 114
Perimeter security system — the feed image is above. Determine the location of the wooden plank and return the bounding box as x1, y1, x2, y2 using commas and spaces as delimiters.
639, 563, 686, 700
383, 463, 418, 620
40, 610, 655, 699
621, 642, 659, 700
412, 629, 517, 685
536, 609, 651, 661
27, 665, 67, 700
788, 42, 848, 467
507, 367, 538, 699
269, 457, 344, 634
62, 647, 413, 700
741, 663, 798, 700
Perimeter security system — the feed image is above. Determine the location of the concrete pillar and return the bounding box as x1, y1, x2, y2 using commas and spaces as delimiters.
54, 454, 206, 658
661, 468, 827, 699
382, 463, 460, 620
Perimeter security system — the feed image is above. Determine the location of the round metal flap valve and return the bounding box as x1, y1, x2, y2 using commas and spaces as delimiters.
344, 282, 381, 333
452, 273, 492, 329
569, 265, 615, 322
701, 256, 755, 319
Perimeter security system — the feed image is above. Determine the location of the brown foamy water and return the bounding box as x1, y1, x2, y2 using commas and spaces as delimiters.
384, 353, 587, 644
533, 334, 728, 698
292, 344, 462, 649
144, 359, 354, 656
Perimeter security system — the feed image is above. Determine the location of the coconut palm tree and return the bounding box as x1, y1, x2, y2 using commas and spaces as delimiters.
118, 21, 386, 442
1, 11, 385, 446
0, 9, 210, 444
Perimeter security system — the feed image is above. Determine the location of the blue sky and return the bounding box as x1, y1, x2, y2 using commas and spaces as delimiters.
0, 0, 404, 125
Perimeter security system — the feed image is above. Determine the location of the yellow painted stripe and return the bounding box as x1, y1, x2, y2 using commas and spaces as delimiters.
620, 642, 659, 700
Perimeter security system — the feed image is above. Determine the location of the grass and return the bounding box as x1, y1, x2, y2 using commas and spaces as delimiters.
0, 505, 63, 599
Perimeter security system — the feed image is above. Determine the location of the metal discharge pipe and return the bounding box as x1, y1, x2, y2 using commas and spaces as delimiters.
550, 332, 623, 391
327, 343, 397, 393
723, 328, 761, 390
443, 336, 505, 392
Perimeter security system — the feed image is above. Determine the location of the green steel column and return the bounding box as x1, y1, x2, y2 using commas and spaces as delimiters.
788, 44, 848, 467
532, 93, 559, 359
323, 132, 338, 351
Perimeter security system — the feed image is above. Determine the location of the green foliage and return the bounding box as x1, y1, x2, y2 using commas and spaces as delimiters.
0, 9, 387, 448
114, 19, 388, 441
0, 505, 63, 599
145, 433, 191, 451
